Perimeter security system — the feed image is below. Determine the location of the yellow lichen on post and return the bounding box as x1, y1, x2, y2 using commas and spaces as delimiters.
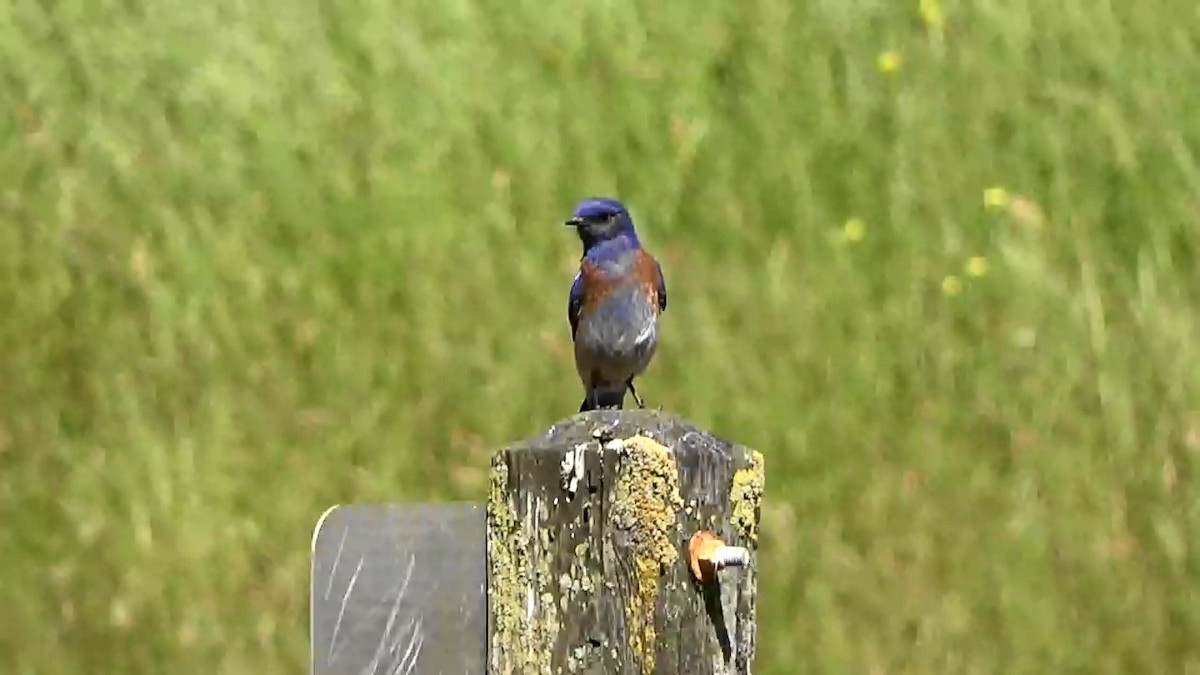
488, 452, 553, 675
610, 435, 683, 674
731, 450, 765, 542
531, 523, 558, 673
487, 454, 523, 674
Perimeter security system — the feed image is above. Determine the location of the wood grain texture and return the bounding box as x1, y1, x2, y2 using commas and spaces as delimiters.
311, 504, 486, 675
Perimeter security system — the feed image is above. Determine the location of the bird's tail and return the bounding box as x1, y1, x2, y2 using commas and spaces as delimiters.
579, 385, 626, 412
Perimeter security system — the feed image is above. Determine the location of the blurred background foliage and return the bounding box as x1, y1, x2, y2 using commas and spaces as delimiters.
1, 0, 1198, 671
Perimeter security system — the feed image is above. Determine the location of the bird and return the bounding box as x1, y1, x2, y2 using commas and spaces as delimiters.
565, 197, 667, 413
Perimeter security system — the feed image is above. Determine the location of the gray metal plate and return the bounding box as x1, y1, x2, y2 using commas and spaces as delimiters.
310, 503, 485, 675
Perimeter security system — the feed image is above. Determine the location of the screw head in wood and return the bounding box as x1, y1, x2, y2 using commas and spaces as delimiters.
687, 530, 749, 583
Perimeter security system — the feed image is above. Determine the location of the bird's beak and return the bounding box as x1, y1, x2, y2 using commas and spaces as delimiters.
565, 217, 582, 227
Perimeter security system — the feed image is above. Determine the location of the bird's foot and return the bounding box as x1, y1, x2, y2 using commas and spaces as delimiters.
626, 380, 646, 409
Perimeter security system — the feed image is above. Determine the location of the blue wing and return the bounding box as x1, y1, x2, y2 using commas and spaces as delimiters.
655, 260, 667, 312
568, 271, 584, 339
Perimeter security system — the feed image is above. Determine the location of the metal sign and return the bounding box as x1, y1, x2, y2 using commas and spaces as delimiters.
311, 503, 486, 675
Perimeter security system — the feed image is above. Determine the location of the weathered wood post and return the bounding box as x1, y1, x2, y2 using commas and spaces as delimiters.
488, 409, 765, 674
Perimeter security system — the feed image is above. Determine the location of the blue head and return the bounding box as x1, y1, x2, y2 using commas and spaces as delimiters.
565, 197, 640, 253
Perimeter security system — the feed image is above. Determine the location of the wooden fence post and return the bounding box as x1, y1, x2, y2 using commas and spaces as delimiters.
487, 409, 765, 674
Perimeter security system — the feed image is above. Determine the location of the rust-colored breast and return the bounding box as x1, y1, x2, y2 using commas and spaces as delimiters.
578, 248, 663, 313
578, 259, 616, 311
631, 248, 664, 311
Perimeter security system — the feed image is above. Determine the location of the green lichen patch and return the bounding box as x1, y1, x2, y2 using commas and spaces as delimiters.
731, 449, 765, 543
610, 435, 683, 673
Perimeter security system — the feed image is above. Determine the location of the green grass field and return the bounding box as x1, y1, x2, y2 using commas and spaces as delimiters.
2, 0, 1199, 671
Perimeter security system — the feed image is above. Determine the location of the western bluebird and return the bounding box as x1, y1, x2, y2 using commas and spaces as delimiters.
565, 197, 667, 412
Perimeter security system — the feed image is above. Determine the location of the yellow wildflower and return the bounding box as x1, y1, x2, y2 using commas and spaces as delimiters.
877, 51, 903, 74
983, 187, 1010, 210
919, 0, 945, 30
965, 256, 988, 277
843, 218, 866, 243
942, 275, 963, 296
